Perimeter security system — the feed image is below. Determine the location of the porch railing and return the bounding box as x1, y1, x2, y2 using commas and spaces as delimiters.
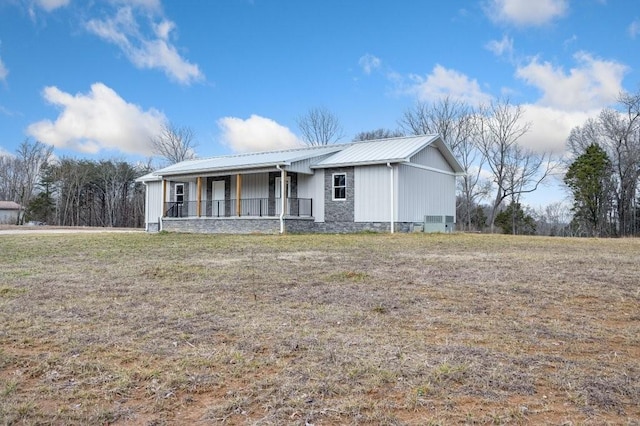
164, 198, 312, 218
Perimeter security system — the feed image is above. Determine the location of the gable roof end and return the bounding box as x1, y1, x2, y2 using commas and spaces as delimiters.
312, 134, 464, 173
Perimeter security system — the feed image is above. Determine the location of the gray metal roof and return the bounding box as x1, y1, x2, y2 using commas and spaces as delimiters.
312, 134, 441, 168
144, 134, 464, 179
153, 144, 343, 177
0, 201, 22, 210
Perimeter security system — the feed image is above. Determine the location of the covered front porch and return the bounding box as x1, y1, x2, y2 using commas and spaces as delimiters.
160, 168, 315, 233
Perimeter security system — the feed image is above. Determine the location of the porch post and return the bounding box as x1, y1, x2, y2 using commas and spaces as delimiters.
196, 177, 202, 217
236, 174, 242, 216
162, 179, 167, 217
387, 163, 394, 234
278, 166, 286, 234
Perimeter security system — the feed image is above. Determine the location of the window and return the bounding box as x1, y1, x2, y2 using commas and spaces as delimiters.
175, 183, 184, 205
332, 173, 346, 200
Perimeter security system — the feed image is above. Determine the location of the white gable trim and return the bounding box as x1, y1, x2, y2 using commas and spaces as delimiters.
401, 161, 460, 176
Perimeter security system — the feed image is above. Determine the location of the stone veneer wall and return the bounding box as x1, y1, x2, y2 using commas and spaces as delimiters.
159, 218, 412, 234
324, 167, 354, 222
163, 218, 281, 234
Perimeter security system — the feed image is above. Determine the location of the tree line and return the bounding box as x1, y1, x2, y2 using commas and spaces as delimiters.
0, 146, 150, 227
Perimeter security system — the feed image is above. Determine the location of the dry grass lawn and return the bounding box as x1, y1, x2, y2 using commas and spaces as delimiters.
0, 231, 639, 425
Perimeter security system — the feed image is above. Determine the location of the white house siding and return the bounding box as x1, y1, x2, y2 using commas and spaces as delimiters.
410, 146, 454, 172
0, 209, 19, 224
354, 165, 393, 222
239, 173, 269, 199
297, 170, 324, 222
145, 180, 164, 229
397, 164, 456, 222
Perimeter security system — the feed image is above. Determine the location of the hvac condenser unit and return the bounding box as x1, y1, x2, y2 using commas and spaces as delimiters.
423, 215, 455, 233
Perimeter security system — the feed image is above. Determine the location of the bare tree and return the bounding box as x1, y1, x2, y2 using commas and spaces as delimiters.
296, 107, 344, 145
475, 99, 557, 232
399, 97, 472, 154
567, 90, 640, 236
353, 128, 404, 141
151, 123, 197, 165
0, 140, 54, 224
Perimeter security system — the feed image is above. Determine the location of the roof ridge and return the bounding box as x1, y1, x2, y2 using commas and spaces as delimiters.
190, 142, 347, 162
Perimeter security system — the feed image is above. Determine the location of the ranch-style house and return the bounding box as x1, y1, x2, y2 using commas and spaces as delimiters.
137, 134, 464, 234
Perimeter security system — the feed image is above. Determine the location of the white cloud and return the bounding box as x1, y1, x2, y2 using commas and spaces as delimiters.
112, 0, 162, 12
217, 115, 303, 153
519, 104, 596, 154
0, 56, 8, 81
27, 83, 166, 155
359, 54, 381, 75
486, 0, 568, 26
485, 35, 514, 57
407, 65, 492, 106
85, 6, 203, 85
516, 52, 627, 111
629, 19, 640, 39
34, 0, 70, 12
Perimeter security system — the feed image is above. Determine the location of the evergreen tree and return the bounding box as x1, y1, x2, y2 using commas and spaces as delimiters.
564, 144, 613, 237
494, 202, 536, 235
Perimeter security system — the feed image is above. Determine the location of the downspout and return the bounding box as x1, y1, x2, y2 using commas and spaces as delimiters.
142, 182, 149, 231
387, 162, 394, 234
276, 165, 286, 234
161, 179, 167, 232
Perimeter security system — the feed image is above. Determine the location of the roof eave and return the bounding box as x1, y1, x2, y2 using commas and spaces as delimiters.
311, 158, 409, 169
155, 161, 291, 178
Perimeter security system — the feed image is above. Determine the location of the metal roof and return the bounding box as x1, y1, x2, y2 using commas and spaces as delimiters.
144, 134, 464, 179
153, 144, 343, 177
0, 201, 22, 210
312, 134, 440, 168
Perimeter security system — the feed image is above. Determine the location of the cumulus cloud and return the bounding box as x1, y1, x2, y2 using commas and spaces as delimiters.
359, 54, 381, 75
85, 6, 203, 85
486, 0, 568, 26
518, 104, 595, 154
217, 115, 303, 153
406, 65, 492, 106
516, 51, 627, 111
485, 35, 514, 57
629, 19, 640, 39
27, 83, 166, 155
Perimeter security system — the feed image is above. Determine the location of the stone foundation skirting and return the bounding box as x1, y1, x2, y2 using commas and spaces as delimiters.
158, 218, 415, 234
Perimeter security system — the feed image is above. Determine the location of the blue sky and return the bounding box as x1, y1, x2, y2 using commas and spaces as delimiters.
0, 0, 638, 207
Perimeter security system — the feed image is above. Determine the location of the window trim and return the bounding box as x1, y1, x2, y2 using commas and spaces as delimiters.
332, 173, 347, 201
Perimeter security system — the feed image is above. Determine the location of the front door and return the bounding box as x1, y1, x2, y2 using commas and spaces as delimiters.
212, 180, 225, 217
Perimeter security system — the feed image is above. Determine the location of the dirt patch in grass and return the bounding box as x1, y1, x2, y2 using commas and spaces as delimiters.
0, 232, 639, 424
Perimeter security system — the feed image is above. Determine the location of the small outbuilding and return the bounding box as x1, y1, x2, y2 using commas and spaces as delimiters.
0, 201, 23, 225
137, 134, 464, 234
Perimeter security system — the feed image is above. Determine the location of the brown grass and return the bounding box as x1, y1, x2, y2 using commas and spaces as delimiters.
0, 232, 639, 425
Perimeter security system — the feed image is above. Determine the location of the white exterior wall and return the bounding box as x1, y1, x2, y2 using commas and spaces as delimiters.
145, 180, 164, 226
239, 173, 269, 198
297, 170, 325, 222
397, 164, 456, 222
354, 165, 394, 222
0, 209, 20, 224
411, 146, 454, 172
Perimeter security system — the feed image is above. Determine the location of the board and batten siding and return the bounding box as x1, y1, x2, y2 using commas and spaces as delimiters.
354, 164, 394, 222
297, 170, 325, 222
396, 164, 456, 222
230, 173, 269, 199
410, 146, 454, 172
145, 180, 164, 226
